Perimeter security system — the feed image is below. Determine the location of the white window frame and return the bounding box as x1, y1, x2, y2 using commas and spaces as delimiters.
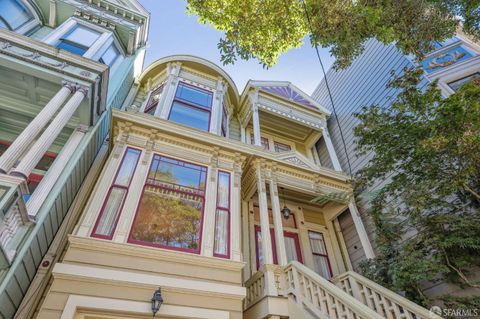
2, 0, 41, 35
43, 17, 125, 73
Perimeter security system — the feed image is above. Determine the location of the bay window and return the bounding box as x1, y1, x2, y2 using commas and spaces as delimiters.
213, 171, 230, 258
308, 231, 332, 279
168, 82, 213, 131
129, 155, 207, 253
91, 147, 141, 239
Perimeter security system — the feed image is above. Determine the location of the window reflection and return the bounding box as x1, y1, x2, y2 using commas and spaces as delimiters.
129, 155, 207, 253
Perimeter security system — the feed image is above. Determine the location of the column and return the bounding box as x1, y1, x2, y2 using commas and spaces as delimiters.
269, 177, 288, 266
255, 161, 273, 265
26, 125, 87, 219
348, 201, 375, 259
249, 90, 261, 146
0, 83, 73, 173
230, 160, 243, 261
209, 78, 226, 135
322, 127, 342, 172
157, 62, 181, 119
12, 87, 87, 180
202, 149, 220, 257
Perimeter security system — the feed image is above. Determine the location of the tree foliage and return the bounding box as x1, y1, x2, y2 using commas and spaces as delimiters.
354, 69, 480, 307
186, 0, 479, 69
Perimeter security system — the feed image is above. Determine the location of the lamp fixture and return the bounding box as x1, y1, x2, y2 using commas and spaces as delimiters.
280, 187, 291, 220
151, 288, 163, 317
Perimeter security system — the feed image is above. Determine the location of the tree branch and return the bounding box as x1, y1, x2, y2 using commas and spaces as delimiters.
463, 183, 480, 201
443, 248, 480, 289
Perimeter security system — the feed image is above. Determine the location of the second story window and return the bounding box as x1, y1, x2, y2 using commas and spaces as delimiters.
129, 155, 207, 254
56, 25, 101, 56
0, 0, 33, 32
168, 82, 213, 131
99, 44, 120, 67
250, 136, 269, 150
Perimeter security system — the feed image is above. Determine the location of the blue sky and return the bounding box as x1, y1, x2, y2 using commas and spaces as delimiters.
138, 0, 334, 95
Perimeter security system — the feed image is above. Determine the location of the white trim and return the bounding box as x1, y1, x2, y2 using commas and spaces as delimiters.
53, 262, 246, 298
60, 295, 230, 319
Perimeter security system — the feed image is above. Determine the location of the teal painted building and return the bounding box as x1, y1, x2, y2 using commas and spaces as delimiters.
0, 1, 149, 318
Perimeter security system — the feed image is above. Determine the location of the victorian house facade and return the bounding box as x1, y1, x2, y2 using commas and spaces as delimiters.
28, 55, 442, 319
0, 0, 149, 318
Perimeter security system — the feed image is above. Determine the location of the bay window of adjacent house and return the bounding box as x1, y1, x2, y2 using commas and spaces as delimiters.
129, 155, 207, 254
168, 82, 213, 131
0, 0, 34, 32
213, 171, 230, 258
91, 147, 141, 239
308, 231, 333, 279
144, 84, 165, 115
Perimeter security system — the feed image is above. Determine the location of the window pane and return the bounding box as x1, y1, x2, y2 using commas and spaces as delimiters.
101, 44, 119, 67
144, 85, 164, 115
214, 209, 229, 256
309, 231, 327, 254
0, 0, 33, 30
115, 148, 141, 186
169, 101, 210, 131
274, 141, 291, 152
250, 136, 269, 150
93, 187, 126, 237
313, 255, 332, 279
175, 83, 212, 109
285, 236, 299, 263
66, 25, 100, 47
57, 40, 88, 56
130, 187, 203, 251
217, 171, 230, 208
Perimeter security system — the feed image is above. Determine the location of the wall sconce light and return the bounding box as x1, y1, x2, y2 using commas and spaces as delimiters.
151, 288, 163, 317
280, 187, 291, 220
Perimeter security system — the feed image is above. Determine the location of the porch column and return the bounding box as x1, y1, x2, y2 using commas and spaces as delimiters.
0, 82, 74, 173
268, 176, 288, 266
26, 125, 87, 219
249, 90, 261, 146
12, 87, 88, 180
348, 201, 375, 259
322, 127, 342, 172
255, 161, 274, 265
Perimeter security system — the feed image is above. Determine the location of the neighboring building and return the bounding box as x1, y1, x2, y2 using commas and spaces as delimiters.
313, 36, 480, 293
31, 55, 439, 319
0, 0, 149, 318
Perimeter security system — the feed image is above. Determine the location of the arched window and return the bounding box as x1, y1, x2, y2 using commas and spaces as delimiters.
0, 0, 34, 32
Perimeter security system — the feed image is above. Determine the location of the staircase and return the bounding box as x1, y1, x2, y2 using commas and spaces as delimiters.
244, 261, 443, 319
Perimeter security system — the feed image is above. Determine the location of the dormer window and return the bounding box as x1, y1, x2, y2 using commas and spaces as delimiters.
56, 25, 101, 56
168, 82, 213, 131
0, 0, 35, 33
45, 18, 125, 72
144, 84, 164, 115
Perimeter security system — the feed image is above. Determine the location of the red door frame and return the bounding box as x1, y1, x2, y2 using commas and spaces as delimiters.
254, 225, 303, 269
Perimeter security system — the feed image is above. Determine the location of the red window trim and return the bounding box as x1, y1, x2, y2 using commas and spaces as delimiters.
283, 231, 303, 263
127, 154, 208, 255
213, 170, 231, 259
91, 147, 141, 240
308, 230, 333, 278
